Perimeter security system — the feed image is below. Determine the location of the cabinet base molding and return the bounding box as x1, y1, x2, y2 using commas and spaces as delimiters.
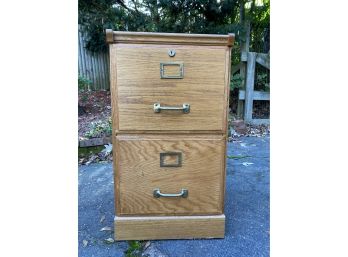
114, 214, 225, 240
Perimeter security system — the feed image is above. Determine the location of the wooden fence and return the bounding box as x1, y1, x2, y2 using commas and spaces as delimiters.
233, 21, 270, 124
78, 28, 110, 90
238, 52, 270, 124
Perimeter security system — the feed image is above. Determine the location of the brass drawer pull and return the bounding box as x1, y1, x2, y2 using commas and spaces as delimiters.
153, 188, 188, 198
153, 103, 190, 113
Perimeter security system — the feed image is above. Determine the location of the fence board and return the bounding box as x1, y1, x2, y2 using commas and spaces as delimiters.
244, 52, 257, 123
256, 53, 270, 69
232, 62, 242, 74
91, 52, 97, 88
98, 53, 105, 89
78, 27, 110, 90
248, 119, 270, 125
238, 90, 270, 101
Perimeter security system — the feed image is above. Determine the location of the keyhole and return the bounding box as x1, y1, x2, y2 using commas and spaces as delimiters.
168, 49, 176, 57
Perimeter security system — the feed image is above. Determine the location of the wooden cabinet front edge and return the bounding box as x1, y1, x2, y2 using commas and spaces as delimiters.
114, 215, 225, 240
106, 29, 235, 46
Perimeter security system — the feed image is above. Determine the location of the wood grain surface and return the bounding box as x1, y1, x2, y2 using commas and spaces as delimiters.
106, 31, 233, 240
110, 44, 119, 216
221, 46, 232, 213
115, 214, 225, 240
105, 30, 234, 46
115, 134, 225, 216
113, 44, 228, 132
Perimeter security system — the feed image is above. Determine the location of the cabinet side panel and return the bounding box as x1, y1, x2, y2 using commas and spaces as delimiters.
221, 46, 232, 212
110, 44, 118, 132
110, 44, 120, 215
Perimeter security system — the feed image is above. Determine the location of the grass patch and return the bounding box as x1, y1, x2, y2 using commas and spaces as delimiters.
125, 241, 143, 257
78, 146, 104, 159
227, 155, 252, 160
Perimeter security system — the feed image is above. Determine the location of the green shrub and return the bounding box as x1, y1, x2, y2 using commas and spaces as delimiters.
230, 73, 244, 90
230, 72, 269, 91
125, 241, 143, 257
85, 119, 112, 138
78, 75, 92, 91
255, 73, 270, 91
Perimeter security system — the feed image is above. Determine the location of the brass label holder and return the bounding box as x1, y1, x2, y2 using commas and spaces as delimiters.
160, 152, 182, 167
160, 62, 184, 79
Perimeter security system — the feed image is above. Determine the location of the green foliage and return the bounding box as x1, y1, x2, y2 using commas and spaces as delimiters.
78, 75, 92, 91
230, 73, 244, 90
125, 241, 143, 257
78, 0, 267, 53
230, 71, 269, 91
255, 72, 270, 91
85, 118, 112, 138
78, 0, 270, 91
245, 0, 270, 52
78, 145, 104, 159
227, 155, 252, 159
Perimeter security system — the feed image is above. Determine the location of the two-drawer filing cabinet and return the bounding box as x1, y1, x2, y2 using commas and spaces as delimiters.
106, 30, 234, 240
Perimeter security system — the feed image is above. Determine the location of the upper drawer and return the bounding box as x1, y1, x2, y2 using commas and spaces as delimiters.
111, 44, 229, 132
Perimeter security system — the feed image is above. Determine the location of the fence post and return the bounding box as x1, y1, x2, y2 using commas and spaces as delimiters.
244, 52, 256, 123
237, 21, 250, 118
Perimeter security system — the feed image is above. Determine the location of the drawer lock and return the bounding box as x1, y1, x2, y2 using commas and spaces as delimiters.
153, 188, 188, 198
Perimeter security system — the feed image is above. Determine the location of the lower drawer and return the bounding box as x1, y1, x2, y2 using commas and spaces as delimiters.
115, 134, 226, 216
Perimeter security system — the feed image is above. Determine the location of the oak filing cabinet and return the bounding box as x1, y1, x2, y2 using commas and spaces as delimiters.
106, 30, 234, 240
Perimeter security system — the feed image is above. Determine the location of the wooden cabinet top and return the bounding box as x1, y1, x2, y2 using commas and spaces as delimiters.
105, 30, 235, 46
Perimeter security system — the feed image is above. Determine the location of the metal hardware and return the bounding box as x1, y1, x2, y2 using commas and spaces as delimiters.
153, 103, 190, 113
160, 152, 182, 167
153, 188, 188, 198
160, 62, 184, 79
168, 49, 176, 57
